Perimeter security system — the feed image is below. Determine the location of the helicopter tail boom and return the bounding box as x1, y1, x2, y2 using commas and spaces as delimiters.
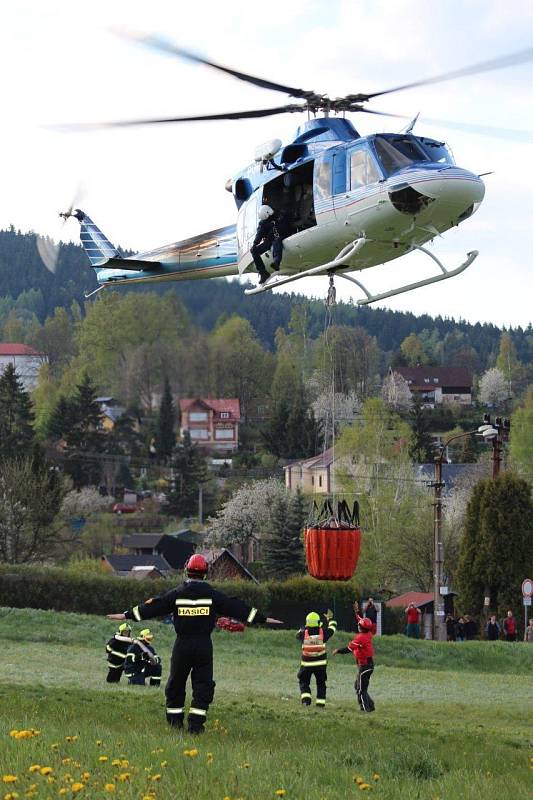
73, 210, 121, 267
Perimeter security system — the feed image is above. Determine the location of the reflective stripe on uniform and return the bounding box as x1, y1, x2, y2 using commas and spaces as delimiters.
189, 707, 207, 717
316, 699, 326, 706
108, 649, 127, 659
126, 653, 136, 661
132, 606, 142, 621
300, 659, 328, 667
300, 692, 312, 699
175, 598, 213, 605
108, 663, 122, 669
166, 708, 184, 714
247, 607, 257, 623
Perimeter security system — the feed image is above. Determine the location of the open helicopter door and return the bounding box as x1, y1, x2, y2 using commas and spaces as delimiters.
237, 193, 261, 276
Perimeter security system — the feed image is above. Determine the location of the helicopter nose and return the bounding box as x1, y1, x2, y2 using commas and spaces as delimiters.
414, 167, 485, 206
388, 167, 484, 219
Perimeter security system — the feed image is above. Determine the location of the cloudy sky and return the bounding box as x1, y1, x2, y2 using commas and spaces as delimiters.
1, 1, 532, 328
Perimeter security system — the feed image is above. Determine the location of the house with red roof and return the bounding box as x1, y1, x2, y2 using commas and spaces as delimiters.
0, 343, 47, 391
179, 398, 240, 452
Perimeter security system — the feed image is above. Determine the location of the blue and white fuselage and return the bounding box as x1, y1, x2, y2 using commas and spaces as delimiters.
75, 117, 485, 300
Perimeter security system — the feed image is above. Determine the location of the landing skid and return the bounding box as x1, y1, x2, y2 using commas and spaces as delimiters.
243, 238, 367, 296
340, 245, 479, 306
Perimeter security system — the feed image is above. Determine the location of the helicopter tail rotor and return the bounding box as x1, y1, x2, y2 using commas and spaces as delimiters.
35, 185, 85, 274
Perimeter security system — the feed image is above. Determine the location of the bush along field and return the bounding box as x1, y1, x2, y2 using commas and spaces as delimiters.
1, 608, 532, 800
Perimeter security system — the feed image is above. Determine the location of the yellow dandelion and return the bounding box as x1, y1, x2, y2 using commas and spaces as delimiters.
104, 784, 115, 793
71, 782, 84, 793
117, 774, 130, 783
51, 744, 60, 750
183, 749, 199, 758
119, 760, 129, 769
58, 790, 68, 796
96, 740, 103, 746
142, 796, 156, 800
242, 763, 251, 769
46, 777, 56, 784
39, 768, 53, 776
372, 773, 380, 781
354, 776, 364, 785
359, 785, 371, 792
9, 730, 18, 737
111, 760, 121, 767
275, 791, 286, 797
98, 757, 108, 763
61, 759, 72, 766
28, 766, 40, 774
3, 777, 17, 785
81, 773, 90, 781
4, 793, 19, 800
151, 775, 161, 782
160, 761, 168, 768
223, 796, 231, 800
63, 774, 72, 782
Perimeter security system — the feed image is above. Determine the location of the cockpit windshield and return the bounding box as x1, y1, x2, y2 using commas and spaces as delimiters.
373, 135, 430, 176
373, 134, 454, 176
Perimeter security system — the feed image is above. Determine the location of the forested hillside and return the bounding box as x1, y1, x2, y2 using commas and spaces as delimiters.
1, 226, 531, 367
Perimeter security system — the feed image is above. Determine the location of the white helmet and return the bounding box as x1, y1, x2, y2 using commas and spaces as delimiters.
258, 204, 274, 221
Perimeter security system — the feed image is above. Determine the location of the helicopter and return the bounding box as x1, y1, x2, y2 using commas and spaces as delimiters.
54, 36, 533, 304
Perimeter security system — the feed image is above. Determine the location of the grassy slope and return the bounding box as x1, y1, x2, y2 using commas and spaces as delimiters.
0, 608, 532, 800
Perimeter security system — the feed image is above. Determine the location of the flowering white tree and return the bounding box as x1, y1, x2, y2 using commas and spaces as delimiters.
206, 478, 288, 564
312, 389, 360, 446
478, 368, 509, 406
61, 487, 110, 519
381, 371, 413, 411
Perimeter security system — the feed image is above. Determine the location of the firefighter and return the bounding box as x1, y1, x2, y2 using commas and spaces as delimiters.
296, 610, 337, 708
107, 553, 282, 734
105, 622, 133, 683
333, 617, 375, 712
124, 629, 162, 687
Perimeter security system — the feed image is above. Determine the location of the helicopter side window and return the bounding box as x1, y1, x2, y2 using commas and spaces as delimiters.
314, 159, 332, 201
349, 149, 380, 189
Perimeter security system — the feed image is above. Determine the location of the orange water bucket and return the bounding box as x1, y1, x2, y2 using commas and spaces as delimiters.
304, 500, 362, 581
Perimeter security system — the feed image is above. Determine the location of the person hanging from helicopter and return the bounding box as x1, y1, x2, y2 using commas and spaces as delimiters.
296, 609, 337, 708
250, 204, 291, 284
106, 554, 282, 734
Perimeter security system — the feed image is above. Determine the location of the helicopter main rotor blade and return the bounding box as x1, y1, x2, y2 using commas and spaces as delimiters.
356, 106, 533, 141
354, 45, 533, 102
121, 31, 319, 101
57, 105, 306, 131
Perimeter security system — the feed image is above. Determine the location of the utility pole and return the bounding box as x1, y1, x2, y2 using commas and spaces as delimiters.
482, 414, 510, 479
432, 455, 446, 641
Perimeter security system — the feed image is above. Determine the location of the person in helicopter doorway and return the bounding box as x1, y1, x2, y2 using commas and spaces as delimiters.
296, 610, 337, 708
251, 204, 291, 285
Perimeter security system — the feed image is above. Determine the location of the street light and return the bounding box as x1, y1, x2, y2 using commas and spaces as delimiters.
431, 425, 492, 639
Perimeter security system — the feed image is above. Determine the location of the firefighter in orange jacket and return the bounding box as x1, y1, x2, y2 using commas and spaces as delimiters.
334, 616, 375, 712
296, 610, 337, 707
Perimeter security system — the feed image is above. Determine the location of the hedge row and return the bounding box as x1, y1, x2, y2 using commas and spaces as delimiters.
0, 566, 360, 620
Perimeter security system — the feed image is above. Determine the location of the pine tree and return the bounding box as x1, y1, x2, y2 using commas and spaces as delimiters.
456, 473, 533, 615
63, 373, 105, 487
167, 430, 208, 517
263, 490, 306, 578
47, 395, 75, 440
408, 396, 433, 463
0, 363, 35, 460
156, 377, 176, 462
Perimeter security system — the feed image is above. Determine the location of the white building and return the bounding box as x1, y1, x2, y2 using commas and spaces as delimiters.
0, 343, 47, 391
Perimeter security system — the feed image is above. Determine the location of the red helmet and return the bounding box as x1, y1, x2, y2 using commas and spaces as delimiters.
186, 554, 208, 578
358, 617, 373, 631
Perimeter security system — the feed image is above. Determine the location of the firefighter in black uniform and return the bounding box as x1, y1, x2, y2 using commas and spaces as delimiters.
105, 622, 133, 683
107, 554, 282, 734
296, 610, 337, 707
124, 629, 162, 686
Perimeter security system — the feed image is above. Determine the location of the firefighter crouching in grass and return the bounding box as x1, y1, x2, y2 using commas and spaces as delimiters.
107, 554, 282, 734
296, 610, 337, 707
333, 617, 376, 712
105, 622, 133, 683
125, 628, 162, 686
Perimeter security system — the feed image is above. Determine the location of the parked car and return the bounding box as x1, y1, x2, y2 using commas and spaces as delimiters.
112, 503, 137, 515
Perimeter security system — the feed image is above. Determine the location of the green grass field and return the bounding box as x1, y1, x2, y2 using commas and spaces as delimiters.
0, 608, 532, 800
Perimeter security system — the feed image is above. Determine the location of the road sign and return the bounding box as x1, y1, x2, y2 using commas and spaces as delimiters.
522, 578, 533, 598
523, 597, 532, 607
